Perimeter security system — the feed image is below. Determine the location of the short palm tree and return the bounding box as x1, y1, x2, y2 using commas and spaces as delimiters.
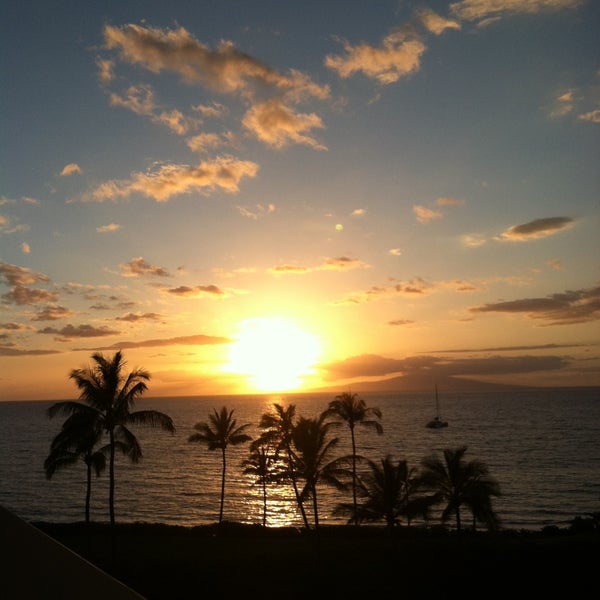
324, 392, 383, 525
253, 403, 310, 529
44, 410, 107, 523
420, 446, 501, 531
242, 445, 284, 526
189, 406, 252, 524
335, 455, 430, 530
47, 350, 175, 526
290, 412, 345, 530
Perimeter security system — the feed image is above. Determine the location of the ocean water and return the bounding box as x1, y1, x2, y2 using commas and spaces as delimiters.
1, 388, 599, 531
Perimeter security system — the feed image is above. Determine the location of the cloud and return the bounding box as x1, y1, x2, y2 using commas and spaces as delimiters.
21, 242, 30, 254
449, 0, 584, 25
96, 57, 115, 84
352, 208, 366, 216
325, 28, 426, 85
103, 24, 329, 101
498, 217, 574, 241
32, 305, 73, 321
82, 156, 259, 203
268, 256, 369, 275
389, 248, 402, 256
84, 333, 231, 351
109, 84, 201, 135
236, 203, 275, 219
436, 196, 465, 206
116, 312, 163, 322
164, 285, 226, 298
324, 352, 569, 380
1, 285, 58, 306
0, 214, 29, 235
427, 342, 588, 353
471, 285, 600, 325
38, 324, 120, 339
60, 163, 82, 176
388, 319, 415, 326
416, 8, 461, 35
120, 257, 171, 278
578, 108, 600, 123
413, 205, 443, 224
242, 99, 326, 149
97, 223, 121, 233
461, 233, 487, 247
0, 347, 61, 357
186, 132, 227, 153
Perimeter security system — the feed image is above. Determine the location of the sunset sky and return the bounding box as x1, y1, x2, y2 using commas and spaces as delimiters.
1, 0, 599, 401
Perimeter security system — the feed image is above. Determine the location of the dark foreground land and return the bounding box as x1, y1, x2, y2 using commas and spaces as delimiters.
29, 521, 599, 599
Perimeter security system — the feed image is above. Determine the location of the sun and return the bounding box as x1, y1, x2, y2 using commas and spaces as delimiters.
225, 317, 322, 392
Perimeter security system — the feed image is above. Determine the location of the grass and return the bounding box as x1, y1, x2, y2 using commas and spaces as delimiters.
33, 521, 598, 599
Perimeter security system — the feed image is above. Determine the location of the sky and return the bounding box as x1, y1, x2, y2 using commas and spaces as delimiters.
1, 0, 599, 401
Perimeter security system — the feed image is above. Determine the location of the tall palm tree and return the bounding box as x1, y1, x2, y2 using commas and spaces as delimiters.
44, 410, 107, 524
420, 446, 501, 532
253, 403, 310, 529
335, 455, 430, 530
324, 392, 383, 524
47, 350, 175, 526
290, 412, 345, 530
189, 406, 252, 524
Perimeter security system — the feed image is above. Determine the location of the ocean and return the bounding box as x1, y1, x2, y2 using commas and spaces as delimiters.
1, 388, 599, 531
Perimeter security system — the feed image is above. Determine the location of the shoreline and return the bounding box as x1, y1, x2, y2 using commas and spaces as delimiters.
29, 520, 599, 599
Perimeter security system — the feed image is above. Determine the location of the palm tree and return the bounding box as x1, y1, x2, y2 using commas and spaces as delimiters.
47, 350, 175, 526
324, 392, 383, 524
253, 403, 310, 529
335, 455, 430, 530
290, 412, 345, 530
242, 445, 283, 526
44, 410, 107, 524
189, 406, 252, 524
420, 446, 501, 532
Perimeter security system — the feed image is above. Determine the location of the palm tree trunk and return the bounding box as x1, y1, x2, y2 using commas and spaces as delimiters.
456, 506, 461, 532
219, 447, 226, 524
85, 459, 92, 524
109, 428, 115, 527
261, 479, 267, 526
286, 447, 310, 529
312, 484, 319, 530
350, 427, 358, 525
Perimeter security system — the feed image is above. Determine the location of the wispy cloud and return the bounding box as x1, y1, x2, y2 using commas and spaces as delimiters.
324, 352, 569, 380
268, 256, 369, 275
164, 285, 227, 298
449, 0, 584, 26
325, 27, 426, 84
115, 312, 163, 322
497, 217, 574, 241
38, 324, 120, 340
413, 205, 442, 224
80, 333, 231, 351
103, 24, 329, 101
471, 285, 600, 325
242, 99, 326, 149
416, 8, 461, 35
96, 223, 121, 233
120, 257, 171, 278
60, 163, 82, 176
32, 305, 73, 321
81, 157, 259, 202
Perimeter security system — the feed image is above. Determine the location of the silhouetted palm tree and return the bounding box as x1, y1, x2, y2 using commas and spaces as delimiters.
324, 392, 383, 524
242, 445, 284, 526
420, 446, 501, 531
48, 350, 175, 526
335, 455, 430, 530
44, 410, 107, 523
253, 403, 310, 529
189, 406, 252, 524
291, 412, 345, 530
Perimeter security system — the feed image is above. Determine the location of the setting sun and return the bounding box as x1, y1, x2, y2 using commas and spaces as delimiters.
225, 317, 322, 392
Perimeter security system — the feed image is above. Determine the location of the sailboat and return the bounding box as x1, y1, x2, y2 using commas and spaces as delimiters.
426, 385, 448, 429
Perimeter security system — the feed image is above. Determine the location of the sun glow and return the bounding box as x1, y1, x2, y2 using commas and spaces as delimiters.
225, 317, 322, 392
